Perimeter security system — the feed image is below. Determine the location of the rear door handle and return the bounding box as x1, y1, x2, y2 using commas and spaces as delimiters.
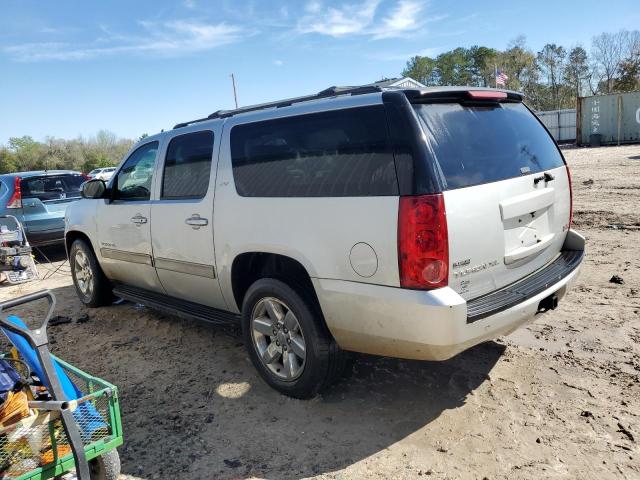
185, 214, 208, 229
131, 214, 147, 225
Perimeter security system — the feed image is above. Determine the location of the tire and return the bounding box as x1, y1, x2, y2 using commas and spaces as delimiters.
89, 449, 121, 480
242, 278, 345, 399
69, 239, 113, 307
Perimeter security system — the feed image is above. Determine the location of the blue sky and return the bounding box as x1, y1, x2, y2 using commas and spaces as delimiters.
1, 0, 638, 144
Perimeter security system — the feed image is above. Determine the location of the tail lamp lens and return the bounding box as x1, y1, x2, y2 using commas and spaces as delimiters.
6, 177, 22, 209
398, 194, 449, 289
566, 165, 573, 229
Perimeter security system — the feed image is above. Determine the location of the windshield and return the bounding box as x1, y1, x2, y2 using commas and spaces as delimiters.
413, 102, 565, 190
20, 174, 85, 201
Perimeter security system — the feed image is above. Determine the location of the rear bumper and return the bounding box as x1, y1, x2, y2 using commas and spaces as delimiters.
314, 230, 585, 361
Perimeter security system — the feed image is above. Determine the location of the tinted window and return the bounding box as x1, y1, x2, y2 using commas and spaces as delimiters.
230, 106, 398, 197
414, 103, 565, 190
162, 131, 213, 199
115, 142, 158, 201
21, 174, 85, 201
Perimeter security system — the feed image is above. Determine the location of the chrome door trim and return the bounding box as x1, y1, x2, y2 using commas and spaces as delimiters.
100, 248, 153, 266
154, 257, 216, 278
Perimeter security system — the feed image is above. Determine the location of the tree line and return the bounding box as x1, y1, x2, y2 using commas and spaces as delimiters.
0, 131, 135, 175
402, 30, 640, 111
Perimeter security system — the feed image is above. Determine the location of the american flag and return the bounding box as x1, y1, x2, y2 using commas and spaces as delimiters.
496, 69, 509, 86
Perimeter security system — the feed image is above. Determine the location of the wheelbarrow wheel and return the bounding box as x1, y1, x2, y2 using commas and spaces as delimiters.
89, 449, 121, 480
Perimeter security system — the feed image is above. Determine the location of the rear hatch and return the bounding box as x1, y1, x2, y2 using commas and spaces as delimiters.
413, 96, 571, 300
19, 173, 85, 232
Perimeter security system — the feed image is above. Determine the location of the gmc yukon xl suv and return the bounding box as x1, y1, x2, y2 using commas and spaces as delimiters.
65, 85, 585, 398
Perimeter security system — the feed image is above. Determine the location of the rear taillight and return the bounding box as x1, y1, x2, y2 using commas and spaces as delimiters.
6, 177, 22, 209
566, 165, 573, 229
398, 194, 449, 289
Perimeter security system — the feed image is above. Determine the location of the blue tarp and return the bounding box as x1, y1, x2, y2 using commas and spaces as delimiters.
2, 315, 107, 439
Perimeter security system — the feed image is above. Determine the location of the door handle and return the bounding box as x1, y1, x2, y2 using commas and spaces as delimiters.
130, 214, 148, 225
185, 214, 208, 229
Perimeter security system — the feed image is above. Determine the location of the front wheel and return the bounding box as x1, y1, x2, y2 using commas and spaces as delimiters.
89, 449, 121, 480
242, 278, 345, 399
69, 239, 113, 307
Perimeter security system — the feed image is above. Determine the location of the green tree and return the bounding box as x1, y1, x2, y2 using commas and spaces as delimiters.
537, 44, 567, 110
613, 54, 640, 91
468, 46, 499, 87
565, 46, 590, 98
0, 131, 133, 174
402, 55, 439, 86
436, 48, 474, 85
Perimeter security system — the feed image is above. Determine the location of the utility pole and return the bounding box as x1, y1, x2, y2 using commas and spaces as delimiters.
230, 73, 238, 109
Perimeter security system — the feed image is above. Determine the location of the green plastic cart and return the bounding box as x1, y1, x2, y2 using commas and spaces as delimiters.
0, 291, 123, 479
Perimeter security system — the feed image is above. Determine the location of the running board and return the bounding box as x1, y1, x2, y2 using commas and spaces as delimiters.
112, 284, 240, 326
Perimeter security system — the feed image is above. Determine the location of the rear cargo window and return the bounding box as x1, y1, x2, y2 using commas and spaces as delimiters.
20, 174, 85, 202
230, 106, 398, 197
414, 103, 565, 190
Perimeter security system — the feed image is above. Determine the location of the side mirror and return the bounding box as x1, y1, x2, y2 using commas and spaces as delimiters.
81, 179, 107, 199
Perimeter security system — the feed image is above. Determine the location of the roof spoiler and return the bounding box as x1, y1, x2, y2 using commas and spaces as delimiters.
404, 88, 524, 104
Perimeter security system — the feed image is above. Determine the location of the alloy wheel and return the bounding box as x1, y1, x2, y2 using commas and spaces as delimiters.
251, 297, 306, 380
73, 250, 94, 297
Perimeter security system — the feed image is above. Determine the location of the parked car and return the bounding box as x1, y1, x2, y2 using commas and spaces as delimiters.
65, 85, 585, 398
87, 167, 116, 181
0, 170, 86, 246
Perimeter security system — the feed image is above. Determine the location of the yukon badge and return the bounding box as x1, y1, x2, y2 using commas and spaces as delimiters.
453, 259, 499, 278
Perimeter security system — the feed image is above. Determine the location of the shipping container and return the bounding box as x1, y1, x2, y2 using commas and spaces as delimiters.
536, 109, 576, 143
577, 91, 640, 146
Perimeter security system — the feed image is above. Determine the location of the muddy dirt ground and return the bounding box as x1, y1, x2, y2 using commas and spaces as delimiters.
1, 145, 639, 479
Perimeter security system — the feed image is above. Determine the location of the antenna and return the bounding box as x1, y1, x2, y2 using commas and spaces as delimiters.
230, 73, 239, 109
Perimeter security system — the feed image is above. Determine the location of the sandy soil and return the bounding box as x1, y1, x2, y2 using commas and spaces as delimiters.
0, 144, 639, 480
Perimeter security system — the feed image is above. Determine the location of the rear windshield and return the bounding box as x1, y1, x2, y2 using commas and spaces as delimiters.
413, 103, 564, 190
20, 174, 85, 202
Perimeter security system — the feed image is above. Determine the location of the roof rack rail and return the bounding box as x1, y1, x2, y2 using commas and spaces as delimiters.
173, 84, 382, 129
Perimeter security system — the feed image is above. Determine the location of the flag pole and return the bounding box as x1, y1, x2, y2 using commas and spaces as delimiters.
494, 64, 498, 89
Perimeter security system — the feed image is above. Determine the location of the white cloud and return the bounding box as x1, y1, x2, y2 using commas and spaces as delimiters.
297, 0, 443, 40
298, 0, 381, 37
273, 59, 284, 66
305, 1, 323, 14
4, 20, 243, 62
183, 0, 196, 9
374, 0, 425, 38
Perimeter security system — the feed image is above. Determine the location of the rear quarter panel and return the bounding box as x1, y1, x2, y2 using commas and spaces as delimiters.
213, 97, 401, 313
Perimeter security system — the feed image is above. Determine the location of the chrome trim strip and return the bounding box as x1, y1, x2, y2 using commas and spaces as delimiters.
100, 248, 153, 266
155, 257, 216, 278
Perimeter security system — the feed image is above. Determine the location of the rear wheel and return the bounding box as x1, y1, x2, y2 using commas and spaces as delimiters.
70, 239, 112, 307
242, 278, 345, 399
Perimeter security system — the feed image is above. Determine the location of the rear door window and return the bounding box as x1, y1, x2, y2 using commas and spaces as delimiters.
20, 174, 85, 202
161, 131, 213, 199
230, 105, 398, 197
413, 102, 565, 190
